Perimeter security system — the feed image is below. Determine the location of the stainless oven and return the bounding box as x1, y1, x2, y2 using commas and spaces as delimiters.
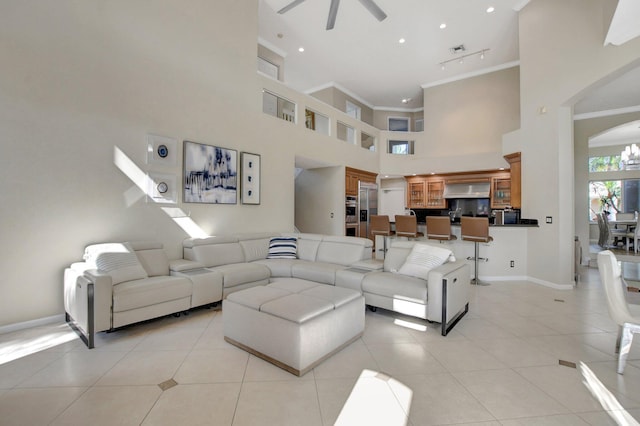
346, 196, 357, 223
345, 222, 358, 237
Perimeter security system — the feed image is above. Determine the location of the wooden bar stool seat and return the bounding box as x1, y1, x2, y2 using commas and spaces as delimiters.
394, 215, 424, 239
426, 216, 457, 241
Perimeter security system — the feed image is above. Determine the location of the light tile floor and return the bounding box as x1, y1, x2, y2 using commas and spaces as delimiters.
2, 267, 640, 425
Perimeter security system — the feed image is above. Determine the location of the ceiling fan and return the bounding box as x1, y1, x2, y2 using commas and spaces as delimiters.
277, 0, 387, 30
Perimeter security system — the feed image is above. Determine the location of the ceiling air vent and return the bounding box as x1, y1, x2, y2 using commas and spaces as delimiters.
449, 44, 466, 54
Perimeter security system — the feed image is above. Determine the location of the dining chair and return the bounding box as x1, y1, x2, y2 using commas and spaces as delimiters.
632, 215, 640, 254
596, 213, 607, 248
597, 250, 640, 374
394, 215, 424, 239
602, 213, 627, 248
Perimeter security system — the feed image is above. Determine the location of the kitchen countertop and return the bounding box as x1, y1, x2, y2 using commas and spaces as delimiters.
393, 221, 539, 227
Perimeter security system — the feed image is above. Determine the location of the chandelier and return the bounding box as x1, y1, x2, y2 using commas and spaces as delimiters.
621, 143, 640, 170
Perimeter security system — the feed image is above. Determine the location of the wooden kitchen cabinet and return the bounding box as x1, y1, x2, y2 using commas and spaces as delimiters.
406, 178, 425, 208
504, 152, 521, 208
426, 178, 446, 208
346, 167, 377, 196
491, 174, 512, 208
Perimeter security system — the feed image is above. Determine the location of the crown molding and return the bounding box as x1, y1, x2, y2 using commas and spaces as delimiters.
574, 105, 640, 121
421, 61, 520, 90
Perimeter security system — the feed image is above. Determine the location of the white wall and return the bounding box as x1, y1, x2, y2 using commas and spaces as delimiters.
295, 167, 345, 235
517, 0, 640, 286
379, 67, 521, 176
0, 0, 286, 328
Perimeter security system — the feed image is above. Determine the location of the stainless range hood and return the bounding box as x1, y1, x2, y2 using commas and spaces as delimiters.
443, 182, 491, 199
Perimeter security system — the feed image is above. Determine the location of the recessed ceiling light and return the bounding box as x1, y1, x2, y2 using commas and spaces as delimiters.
401, 98, 412, 104
486, 6, 495, 13
439, 23, 447, 29
298, 47, 305, 52
399, 38, 406, 44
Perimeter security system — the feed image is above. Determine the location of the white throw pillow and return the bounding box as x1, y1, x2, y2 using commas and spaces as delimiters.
84, 242, 148, 284
266, 237, 298, 259
397, 243, 455, 280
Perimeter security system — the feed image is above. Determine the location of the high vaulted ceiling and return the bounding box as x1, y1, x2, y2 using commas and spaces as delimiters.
258, 0, 640, 144
259, 0, 526, 110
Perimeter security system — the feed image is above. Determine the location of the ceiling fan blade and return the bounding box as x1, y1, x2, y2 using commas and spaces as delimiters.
357, 0, 387, 21
277, 0, 307, 14
326, 0, 340, 30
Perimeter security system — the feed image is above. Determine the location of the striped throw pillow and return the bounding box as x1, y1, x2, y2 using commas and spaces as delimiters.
85, 242, 149, 285
266, 237, 298, 259
397, 243, 455, 280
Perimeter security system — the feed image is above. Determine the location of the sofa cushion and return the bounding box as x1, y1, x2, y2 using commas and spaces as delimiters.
85, 243, 149, 285
316, 236, 371, 266
135, 248, 170, 277
226, 285, 291, 310
292, 261, 345, 285
184, 236, 245, 267
283, 234, 323, 261
398, 243, 454, 280
238, 236, 272, 262
112, 275, 192, 312
266, 237, 298, 259
362, 271, 427, 304
211, 263, 271, 288
260, 293, 334, 324
300, 284, 361, 308
253, 259, 295, 277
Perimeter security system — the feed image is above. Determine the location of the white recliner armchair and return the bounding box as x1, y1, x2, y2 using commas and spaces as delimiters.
64, 241, 222, 348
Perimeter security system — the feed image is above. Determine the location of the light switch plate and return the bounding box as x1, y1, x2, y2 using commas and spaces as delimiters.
546, 216, 552, 224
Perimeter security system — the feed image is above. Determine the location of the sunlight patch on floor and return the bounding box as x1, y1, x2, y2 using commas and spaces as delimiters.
335, 369, 412, 426
0, 324, 76, 365
580, 361, 640, 426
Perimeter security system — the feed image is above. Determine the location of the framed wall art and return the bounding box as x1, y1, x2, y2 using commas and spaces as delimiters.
183, 140, 237, 204
241, 152, 261, 205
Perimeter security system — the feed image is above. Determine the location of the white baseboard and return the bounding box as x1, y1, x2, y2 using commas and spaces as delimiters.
482, 275, 574, 290
0, 314, 65, 335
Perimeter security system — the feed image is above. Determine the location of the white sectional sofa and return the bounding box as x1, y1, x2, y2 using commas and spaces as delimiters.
178, 233, 375, 296
64, 232, 470, 348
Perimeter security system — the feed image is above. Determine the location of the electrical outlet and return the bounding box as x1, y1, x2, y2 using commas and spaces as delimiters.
510, 260, 515, 268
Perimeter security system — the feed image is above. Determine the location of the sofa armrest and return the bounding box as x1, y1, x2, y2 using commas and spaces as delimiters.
170, 258, 205, 272
427, 262, 470, 335
64, 263, 115, 348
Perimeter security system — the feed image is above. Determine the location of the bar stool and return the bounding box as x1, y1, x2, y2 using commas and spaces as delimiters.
461, 217, 493, 286
370, 215, 395, 257
426, 216, 457, 242
395, 215, 424, 239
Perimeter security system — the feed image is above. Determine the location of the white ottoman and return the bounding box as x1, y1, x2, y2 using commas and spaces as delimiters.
223, 278, 365, 376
